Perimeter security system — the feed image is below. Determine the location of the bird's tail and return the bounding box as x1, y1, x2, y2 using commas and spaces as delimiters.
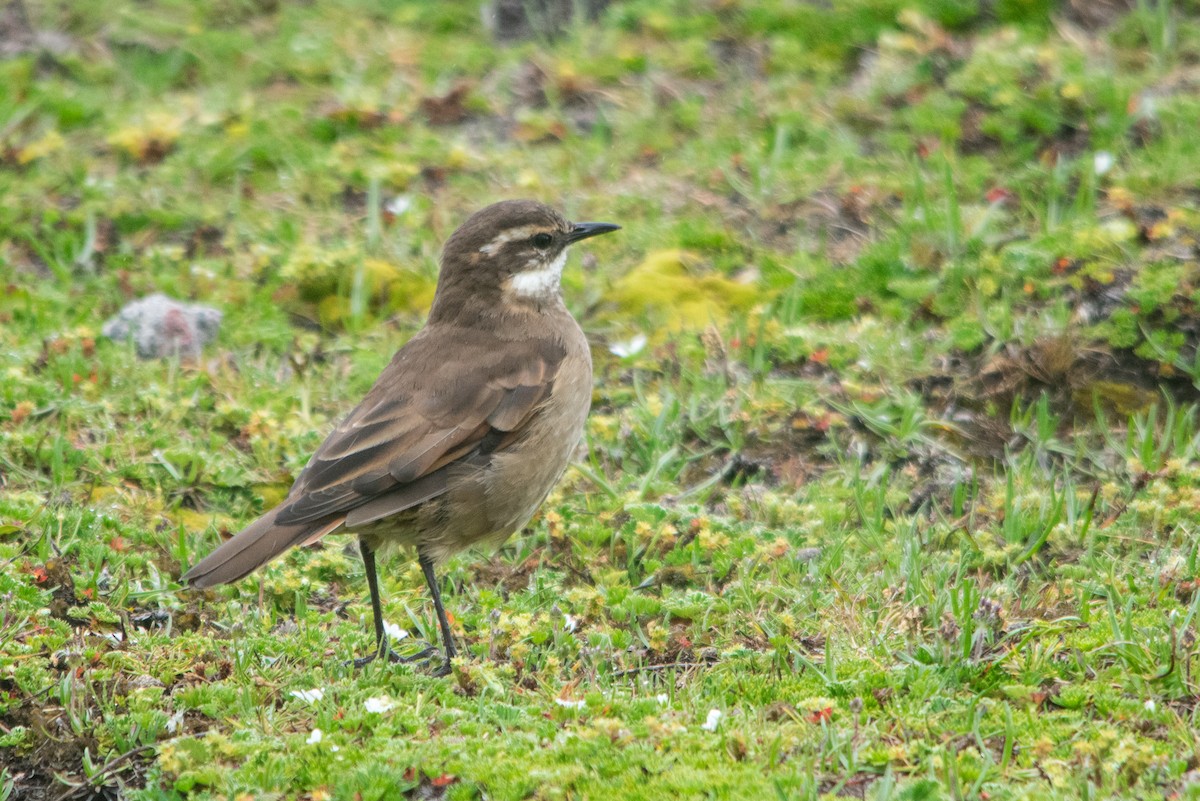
181, 506, 343, 588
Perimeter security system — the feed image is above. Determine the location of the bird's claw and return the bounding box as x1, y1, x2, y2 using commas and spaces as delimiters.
349, 649, 407, 668
348, 641, 443, 670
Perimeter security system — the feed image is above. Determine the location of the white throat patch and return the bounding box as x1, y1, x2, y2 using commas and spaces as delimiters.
508, 250, 567, 299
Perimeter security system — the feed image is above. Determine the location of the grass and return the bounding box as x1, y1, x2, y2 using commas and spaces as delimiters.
3, 0, 1200, 798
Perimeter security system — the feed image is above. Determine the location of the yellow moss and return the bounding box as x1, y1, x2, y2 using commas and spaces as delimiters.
993, 87, 1018, 106
242, 410, 280, 439
107, 111, 183, 161
757, 537, 791, 560
615, 43, 643, 68
158, 742, 182, 775
588, 414, 618, 439
603, 250, 759, 332
697, 527, 730, 552
17, 130, 65, 164
253, 482, 291, 509
516, 169, 541, 189
445, 144, 472, 170
282, 245, 348, 300
640, 11, 672, 34
588, 717, 631, 743
645, 716, 687, 738
1073, 219, 1137, 253
360, 257, 402, 286
1059, 82, 1083, 100
385, 266, 437, 313
316, 295, 349, 327
1107, 186, 1135, 209
370, 160, 420, 189
564, 586, 604, 617
1073, 381, 1156, 416
283, 246, 434, 327
172, 508, 231, 533
646, 620, 669, 651
285, 249, 405, 301
283, 413, 328, 438
88, 485, 120, 504
1148, 220, 1176, 241
207, 730, 236, 758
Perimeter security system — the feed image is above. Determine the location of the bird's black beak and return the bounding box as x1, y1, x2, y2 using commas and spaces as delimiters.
567, 222, 621, 244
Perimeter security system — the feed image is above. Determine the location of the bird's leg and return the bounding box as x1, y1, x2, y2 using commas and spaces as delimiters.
419, 552, 457, 676
352, 539, 433, 667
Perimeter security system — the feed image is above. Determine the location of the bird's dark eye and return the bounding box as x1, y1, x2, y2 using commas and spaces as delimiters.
532, 233, 553, 249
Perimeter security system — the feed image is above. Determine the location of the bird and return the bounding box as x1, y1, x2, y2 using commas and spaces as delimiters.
182, 200, 619, 673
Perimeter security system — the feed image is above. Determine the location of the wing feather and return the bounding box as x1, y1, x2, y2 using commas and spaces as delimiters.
488, 383, 548, 430
272, 328, 565, 528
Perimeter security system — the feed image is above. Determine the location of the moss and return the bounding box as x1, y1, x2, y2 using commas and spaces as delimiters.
602, 250, 760, 332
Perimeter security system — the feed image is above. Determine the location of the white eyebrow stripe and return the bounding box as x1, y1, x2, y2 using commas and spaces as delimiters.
508, 250, 567, 299
479, 225, 542, 256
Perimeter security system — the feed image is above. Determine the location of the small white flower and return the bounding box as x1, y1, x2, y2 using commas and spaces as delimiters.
1134, 92, 1157, 120
330, 744, 339, 752
655, 693, 669, 705
165, 710, 185, 734
609, 333, 647, 358
386, 195, 413, 216
563, 614, 578, 633
1094, 151, 1115, 176
364, 696, 395, 714
307, 728, 323, 744
554, 698, 586, 709
290, 688, 325, 704
1145, 699, 1157, 712
383, 621, 409, 640
701, 708, 722, 732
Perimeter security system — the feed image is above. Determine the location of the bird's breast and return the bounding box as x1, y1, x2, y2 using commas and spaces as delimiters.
480, 324, 593, 525
407, 320, 593, 563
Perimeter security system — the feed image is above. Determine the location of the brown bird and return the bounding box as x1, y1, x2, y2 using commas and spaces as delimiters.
182, 200, 619, 672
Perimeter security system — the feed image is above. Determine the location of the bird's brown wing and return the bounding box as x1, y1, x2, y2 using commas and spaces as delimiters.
273, 328, 566, 527
182, 327, 566, 588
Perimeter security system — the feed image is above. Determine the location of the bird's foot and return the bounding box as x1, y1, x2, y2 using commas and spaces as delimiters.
406, 645, 454, 676
349, 643, 438, 668
350, 649, 402, 668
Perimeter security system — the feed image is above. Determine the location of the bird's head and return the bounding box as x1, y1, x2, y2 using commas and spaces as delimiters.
433, 200, 619, 317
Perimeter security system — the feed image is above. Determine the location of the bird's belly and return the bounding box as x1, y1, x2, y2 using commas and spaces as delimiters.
361, 350, 592, 564
481, 416, 584, 533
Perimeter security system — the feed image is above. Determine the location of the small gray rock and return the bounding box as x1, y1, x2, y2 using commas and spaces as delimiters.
102, 293, 222, 359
